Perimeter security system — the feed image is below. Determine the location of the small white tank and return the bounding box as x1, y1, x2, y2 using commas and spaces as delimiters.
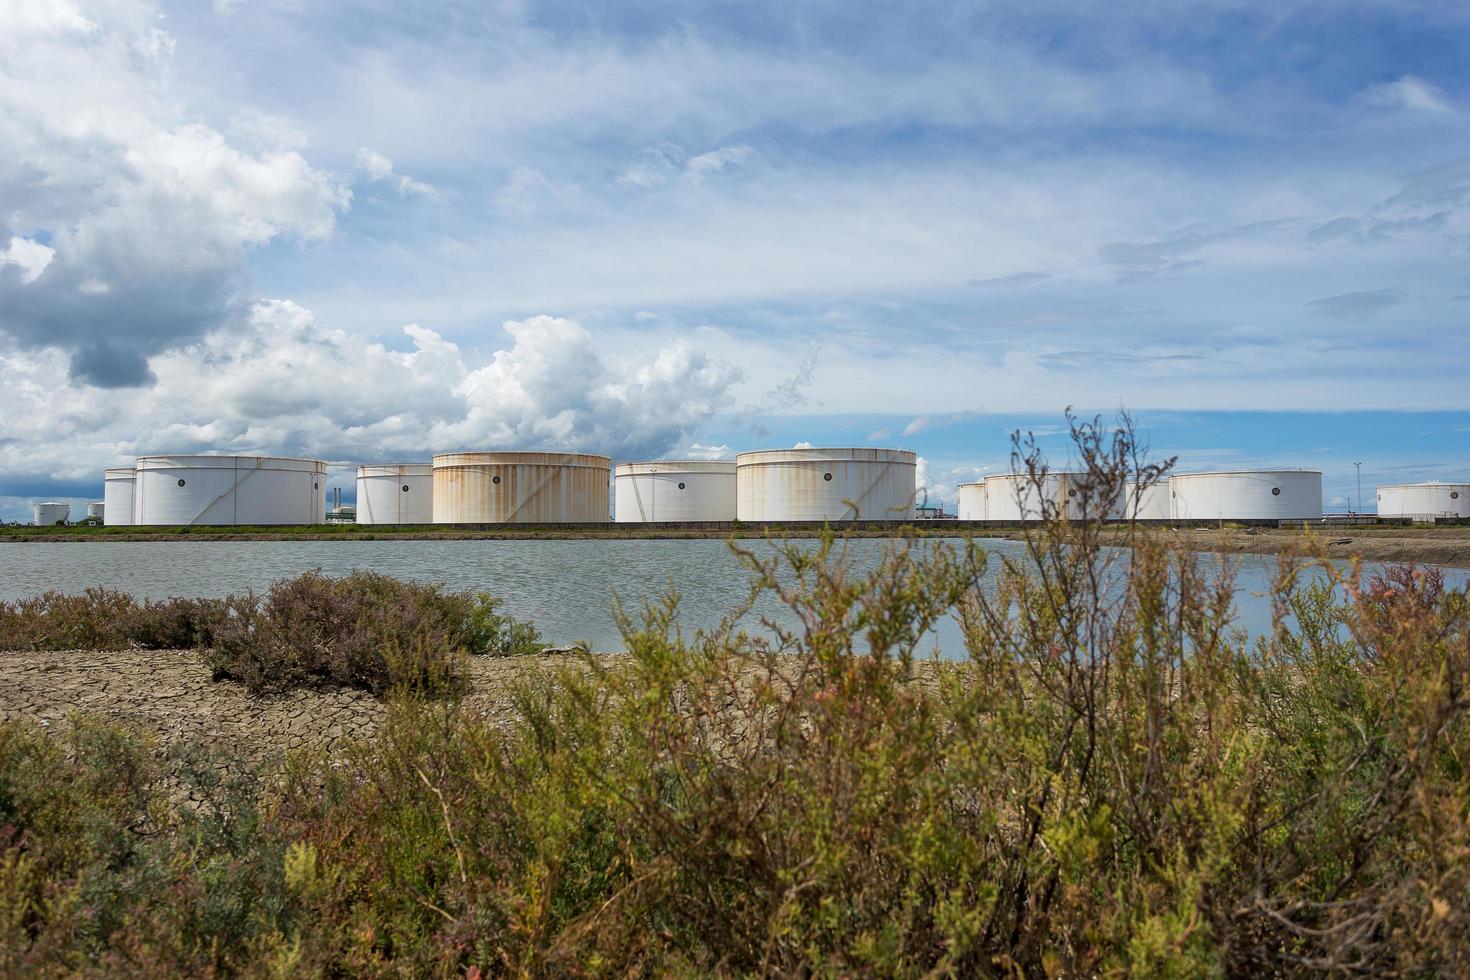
103, 468, 136, 526
133, 455, 327, 525
433, 451, 611, 523
356, 464, 433, 524
614, 461, 736, 522
86, 502, 105, 522
736, 448, 916, 522
983, 472, 1097, 521
1170, 470, 1322, 521
1124, 479, 1172, 520
1376, 482, 1470, 519
957, 482, 987, 520
33, 502, 70, 526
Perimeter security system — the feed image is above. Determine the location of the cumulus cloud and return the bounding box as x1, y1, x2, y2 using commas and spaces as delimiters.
0, 1, 351, 386
0, 304, 741, 515
356, 146, 438, 198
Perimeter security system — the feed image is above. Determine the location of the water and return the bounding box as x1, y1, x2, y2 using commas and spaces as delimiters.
2, 538, 1466, 654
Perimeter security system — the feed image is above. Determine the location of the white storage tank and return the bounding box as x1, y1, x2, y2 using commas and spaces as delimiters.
736, 448, 916, 522
1124, 479, 1172, 520
356, 464, 434, 524
133, 455, 327, 525
32, 502, 69, 526
86, 502, 105, 522
1376, 482, 1470, 519
1170, 470, 1322, 521
614, 461, 736, 522
957, 482, 987, 520
103, 468, 136, 526
433, 451, 611, 523
983, 472, 1099, 521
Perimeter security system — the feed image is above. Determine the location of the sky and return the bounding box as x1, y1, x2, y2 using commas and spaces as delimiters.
2, 0, 1469, 520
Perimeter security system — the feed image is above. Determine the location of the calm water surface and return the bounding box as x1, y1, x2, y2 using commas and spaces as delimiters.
2, 538, 1466, 654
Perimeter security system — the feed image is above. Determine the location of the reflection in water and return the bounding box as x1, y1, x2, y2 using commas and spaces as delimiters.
1, 538, 1465, 656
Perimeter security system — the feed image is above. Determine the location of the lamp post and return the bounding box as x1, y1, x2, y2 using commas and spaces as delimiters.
1355, 462, 1362, 517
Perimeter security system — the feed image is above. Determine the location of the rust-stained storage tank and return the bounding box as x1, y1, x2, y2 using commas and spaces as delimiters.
614, 460, 736, 522
356, 464, 433, 524
432, 451, 611, 523
736, 447, 916, 522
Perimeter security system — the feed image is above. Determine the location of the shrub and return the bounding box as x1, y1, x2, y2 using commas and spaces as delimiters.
0, 589, 233, 651
207, 570, 540, 696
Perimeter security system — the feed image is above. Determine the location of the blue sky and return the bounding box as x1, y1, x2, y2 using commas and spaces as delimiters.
1, 0, 1468, 520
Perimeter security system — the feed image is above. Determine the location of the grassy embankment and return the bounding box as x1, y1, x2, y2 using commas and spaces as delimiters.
2, 417, 1468, 975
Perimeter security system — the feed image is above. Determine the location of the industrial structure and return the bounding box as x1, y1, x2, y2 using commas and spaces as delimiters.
1124, 479, 1172, 520
432, 451, 611, 523
1170, 470, 1322, 521
956, 482, 987, 520
1375, 482, 1470, 519
614, 461, 736, 522
735, 448, 916, 522
132, 455, 327, 525
85, 502, 105, 522
983, 472, 1102, 521
32, 502, 69, 526
103, 468, 135, 526
355, 464, 433, 524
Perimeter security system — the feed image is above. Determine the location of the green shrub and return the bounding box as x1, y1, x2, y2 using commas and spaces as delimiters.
0, 589, 233, 651
207, 570, 540, 696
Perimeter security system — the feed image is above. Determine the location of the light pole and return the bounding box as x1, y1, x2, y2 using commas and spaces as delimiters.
1355, 462, 1362, 517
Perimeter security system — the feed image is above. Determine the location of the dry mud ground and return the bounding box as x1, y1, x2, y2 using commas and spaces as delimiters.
1101, 526, 1470, 570
0, 649, 586, 766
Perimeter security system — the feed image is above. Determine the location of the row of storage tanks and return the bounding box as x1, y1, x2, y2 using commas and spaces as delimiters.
98, 449, 920, 525
91, 452, 1470, 527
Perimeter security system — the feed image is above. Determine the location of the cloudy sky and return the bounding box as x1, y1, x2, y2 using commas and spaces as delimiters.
2, 0, 1468, 519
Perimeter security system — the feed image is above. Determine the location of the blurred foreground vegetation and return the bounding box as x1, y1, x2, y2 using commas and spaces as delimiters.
2, 415, 1468, 976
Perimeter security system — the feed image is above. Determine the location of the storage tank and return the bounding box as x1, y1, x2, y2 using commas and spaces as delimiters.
433, 451, 611, 523
736, 448, 916, 522
1124, 479, 1172, 520
32, 502, 69, 526
86, 502, 105, 522
983, 472, 1101, 521
614, 461, 736, 522
1376, 482, 1470, 519
103, 468, 136, 526
356, 464, 433, 524
957, 482, 987, 520
133, 455, 327, 525
1170, 470, 1322, 521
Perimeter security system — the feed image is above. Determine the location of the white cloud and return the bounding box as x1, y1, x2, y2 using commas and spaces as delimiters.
0, 237, 54, 283
1365, 75, 1454, 115
356, 146, 438, 198
0, 0, 97, 36
793, 441, 814, 449
0, 303, 742, 515
684, 144, 754, 180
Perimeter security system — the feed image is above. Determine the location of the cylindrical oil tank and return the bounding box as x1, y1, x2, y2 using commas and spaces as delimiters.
736, 448, 916, 522
86, 502, 105, 522
33, 502, 69, 526
356, 464, 434, 524
1124, 479, 1172, 520
133, 455, 327, 525
433, 451, 611, 523
614, 461, 736, 522
1170, 470, 1322, 521
103, 467, 136, 526
957, 482, 987, 520
1376, 482, 1470, 519
983, 472, 1097, 521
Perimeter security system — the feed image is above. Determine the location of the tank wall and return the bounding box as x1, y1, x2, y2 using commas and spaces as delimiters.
1170, 472, 1322, 521
103, 471, 136, 526
736, 451, 916, 522
983, 473, 1093, 521
1125, 480, 1172, 520
1376, 484, 1470, 518
134, 457, 326, 525
433, 454, 611, 523
33, 503, 69, 526
356, 466, 434, 524
86, 502, 105, 521
957, 483, 987, 521
614, 469, 737, 522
